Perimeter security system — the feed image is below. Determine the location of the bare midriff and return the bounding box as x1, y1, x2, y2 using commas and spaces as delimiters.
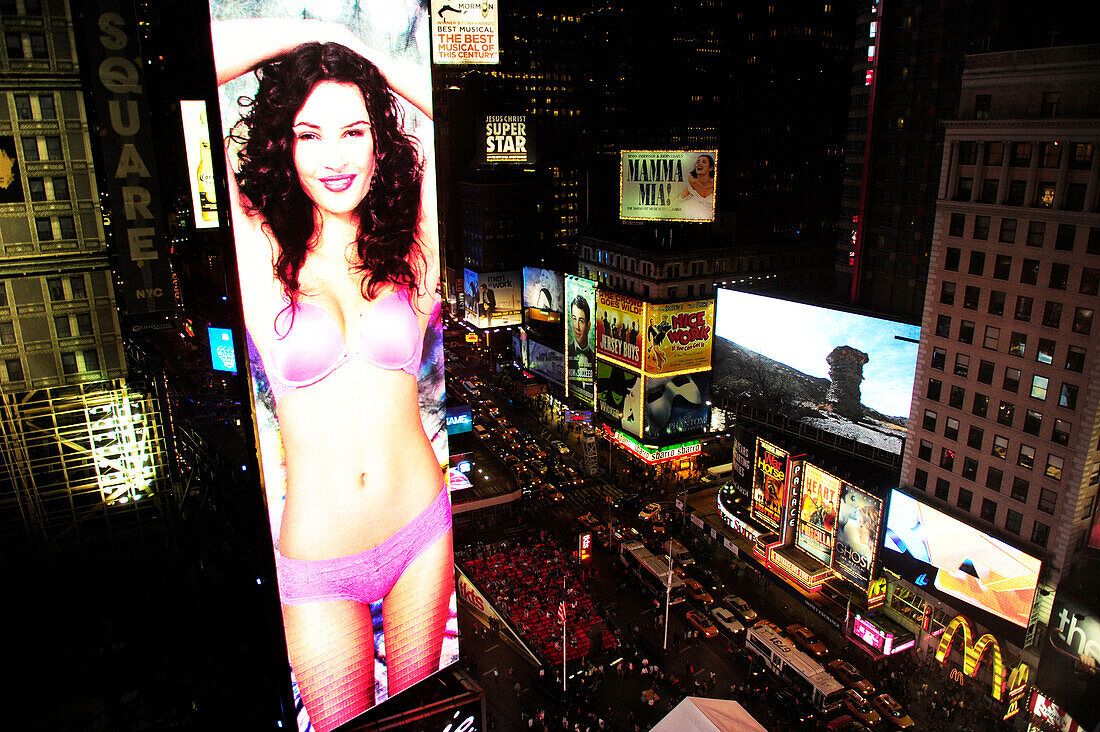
275, 359, 442, 561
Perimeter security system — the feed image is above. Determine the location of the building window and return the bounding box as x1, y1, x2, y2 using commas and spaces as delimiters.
83, 349, 100, 372
1066, 184, 1087, 211
44, 136, 61, 160
35, 217, 53, 241
993, 254, 1012, 278
1005, 510, 1023, 535
927, 378, 942, 401
1045, 454, 1064, 481
954, 353, 970, 377
949, 385, 965, 410
913, 469, 928, 492
1018, 444, 1036, 470
956, 177, 973, 201
1042, 301, 1063, 329
1006, 180, 1027, 206
949, 214, 965, 237
988, 290, 1005, 317
1038, 489, 1058, 515
981, 498, 998, 523
983, 326, 999, 350
1031, 521, 1049, 548
1014, 296, 1033, 322
1052, 419, 1071, 446
986, 467, 1003, 491
940, 448, 956, 471
980, 179, 998, 204
1004, 368, 1021, 393
1009, 332, 1027, 358
958, 320, 975, 344
959, 142, 978, 165
997, 401, 1015, 427
998, 219, 1018, 244
940, 281, 956, 305
58, 216, 75, 239
963, 286, 980, 310
967, 425, 984, 450
972, 393, 989, 418
1031, 375, 1049, 401
1021, 259, 1040, 286
75, 313, 92, 336
944, 248, 960, 271
936, 315, 952, 338
1055, 224, 1077, 251
931, 347, 946, 370
977, 360, 994, 384
1072, 307, 1093, 335
1026, 221, 1046, 248
1066, 346, 1085, 373
918, 439, 933, 462
923, 409, 938, 432
1037, 183, 1056, 208
962, 458, 978, 481
1071, 143, 1093, 169
1040, 93, 1060, 118
1041, 143, 1062, 168
1050, 263, 1069, 290
1011, 477, 1030, 503
985, 140, 1003, 164
1037, 339, 1055, 365
60, 352, 77, 374
992, 435, 1009, 460
944, 417, 960, 441
52, 314, 71, 339
935, 477, 951, 500
1023, 409, 1043, 436
1012, 142, 1032, 165
47, 277, 64, 301
3, 358, 23, 382
1060, 382, 1079, 409
974, 216, 990, 240
27, 177, 45, 201
975, 95, 991, 119
1080, 267, 1100, 296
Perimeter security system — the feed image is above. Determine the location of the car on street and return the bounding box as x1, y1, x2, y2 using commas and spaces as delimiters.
722, 595, 757, 623
610, 523, 642, 544
683, 578, 714, 605
576, 513, 602, 531
828, 659, 876, 696
768, 687, 816, 725
685, 609, 719, 638
559, 466, 583, 487
840, 690, 881, 726
650, 517, 668, 537
529, 460, 548, 476
872, 693, 915, 729
787, 623, 828, 657
550, 439, 570, 455
638, 502, 663, 521
695, 566, 725, 594
710, 606, 744, 636
529, 444, 549, 461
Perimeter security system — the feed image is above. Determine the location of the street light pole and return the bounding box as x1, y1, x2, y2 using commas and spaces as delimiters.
663, 538, 672, 651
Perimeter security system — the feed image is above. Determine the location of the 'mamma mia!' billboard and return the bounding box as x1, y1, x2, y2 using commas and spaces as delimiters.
620, 150, 717, 222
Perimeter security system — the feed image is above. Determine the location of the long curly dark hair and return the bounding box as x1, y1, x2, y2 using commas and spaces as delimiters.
233, 42, 424, 302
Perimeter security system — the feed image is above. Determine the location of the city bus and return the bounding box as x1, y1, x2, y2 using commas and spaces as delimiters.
620, 541, 686, 604
744, 622, 845, 712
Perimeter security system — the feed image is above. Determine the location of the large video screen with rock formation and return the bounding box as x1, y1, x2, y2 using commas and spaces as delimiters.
713, 289, 921, 456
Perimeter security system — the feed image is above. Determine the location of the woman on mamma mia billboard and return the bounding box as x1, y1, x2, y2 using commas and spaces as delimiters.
210, 3, 454, 729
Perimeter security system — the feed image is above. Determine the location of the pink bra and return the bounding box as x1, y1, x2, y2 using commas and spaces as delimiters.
265, 288, 423, 403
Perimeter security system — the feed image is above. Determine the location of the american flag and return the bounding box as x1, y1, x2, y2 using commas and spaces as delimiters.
558, 601, 566, 625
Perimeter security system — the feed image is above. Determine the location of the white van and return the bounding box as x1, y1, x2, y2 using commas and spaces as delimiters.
669, 539, 694, 567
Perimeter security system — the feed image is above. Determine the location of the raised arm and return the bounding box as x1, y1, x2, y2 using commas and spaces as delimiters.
211, 19, 432, 120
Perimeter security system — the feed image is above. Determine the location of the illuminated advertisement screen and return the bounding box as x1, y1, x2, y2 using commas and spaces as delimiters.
0, 136, 25, 203
180, 100, 219, 228
751, 439, 788, 532
446, 406, 472, 435
208, 1, 456, 727
1028, 693, 1086, 732
463, 269, 521, 328
1035, 558, 1100, 731
620, 150, 717, 222
644, 299, 715, 375
523, 267, 564, 321
714, 289, 920, 456
833, 482, 882, 590
795, 463, 841, 565
431, 0, 498, 65
595, 290, 644, 371
207, 326, 237, 373
483, 114, 535, 165
527, 340, 565, 388
596, 360, 642, 438
564, 275, 596, 405
729, 426, 755, 501
884, 490, 1041, 627
643, 372, 709, 440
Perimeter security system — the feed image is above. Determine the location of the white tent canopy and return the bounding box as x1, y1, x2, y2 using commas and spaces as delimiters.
650, 696, 768, 732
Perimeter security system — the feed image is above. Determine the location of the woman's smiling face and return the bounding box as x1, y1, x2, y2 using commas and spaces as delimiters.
292, 81, 375, 223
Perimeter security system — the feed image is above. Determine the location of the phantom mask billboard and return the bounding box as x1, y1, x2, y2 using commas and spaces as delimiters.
619, 150, 717, 222
208, 2, 456, 728
565, 276, 596, 405
884, 490, 1041, 628
643, 373, 709, 440
714, 289, 920, 456
751, 439, 789, 532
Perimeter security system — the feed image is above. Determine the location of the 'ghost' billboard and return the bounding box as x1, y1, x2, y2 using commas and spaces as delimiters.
643, 372, 709, 440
